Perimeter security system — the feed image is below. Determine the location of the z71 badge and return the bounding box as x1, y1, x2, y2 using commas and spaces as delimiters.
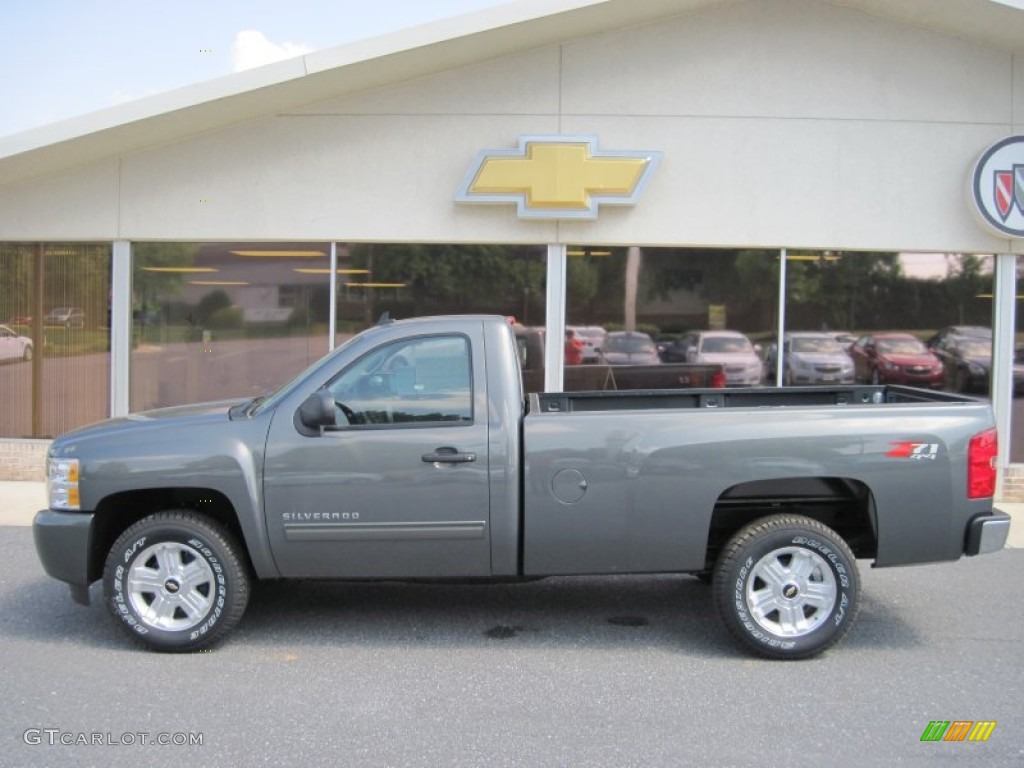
886, 442, 940, 460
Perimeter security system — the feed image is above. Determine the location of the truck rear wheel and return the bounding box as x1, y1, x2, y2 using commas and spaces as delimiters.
712, 514, 860, 660
103, 511, 249, 652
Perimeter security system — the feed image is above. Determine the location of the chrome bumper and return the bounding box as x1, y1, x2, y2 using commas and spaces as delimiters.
965, 509, 1011, 556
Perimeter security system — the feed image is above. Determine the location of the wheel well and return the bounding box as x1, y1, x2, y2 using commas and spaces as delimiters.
88, 488, 248, 582
704, 477, 877, 570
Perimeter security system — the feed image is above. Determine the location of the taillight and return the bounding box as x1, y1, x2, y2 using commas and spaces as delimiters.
709, 369, 727, 388
967, 428, 998, 499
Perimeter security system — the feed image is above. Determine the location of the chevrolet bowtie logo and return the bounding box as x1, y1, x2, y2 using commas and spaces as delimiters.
456, 135, 661, 219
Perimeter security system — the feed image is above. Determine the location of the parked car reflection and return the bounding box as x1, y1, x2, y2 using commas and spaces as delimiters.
849, 333, 944, 388
0, 324, 33, 363
601, 331, 661, 365
568, 325, 607, 363
926, 326, 992, 394
772, 332, 854, 385
44, 307, 85, 328
681, 330, 763, 386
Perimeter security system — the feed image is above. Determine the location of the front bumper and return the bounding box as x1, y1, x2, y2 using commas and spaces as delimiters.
790, 372, 855, 385
964, 509, 1011, 556
33, 509, 96, 605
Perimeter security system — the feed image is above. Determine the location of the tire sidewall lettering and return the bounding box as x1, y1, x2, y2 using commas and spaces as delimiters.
716, 517, 861, 659
104, 514, 246, 651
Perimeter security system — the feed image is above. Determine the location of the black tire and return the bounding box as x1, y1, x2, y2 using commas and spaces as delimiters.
712, 514, 860, 660
103, 511, 249, 652
22, 345, 32, 362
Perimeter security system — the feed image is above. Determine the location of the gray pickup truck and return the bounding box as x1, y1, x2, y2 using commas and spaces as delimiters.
34, 315, 1010, 659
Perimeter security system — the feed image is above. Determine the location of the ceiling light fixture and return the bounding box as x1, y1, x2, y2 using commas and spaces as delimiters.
229, 250, 326, 257
142, 267, 219, 273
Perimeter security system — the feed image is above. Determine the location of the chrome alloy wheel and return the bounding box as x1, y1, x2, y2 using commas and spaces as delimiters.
745, 546, 837, 637
126, 541, 216, 631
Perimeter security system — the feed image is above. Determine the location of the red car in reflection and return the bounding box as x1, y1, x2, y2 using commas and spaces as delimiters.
849, 333, 944, 388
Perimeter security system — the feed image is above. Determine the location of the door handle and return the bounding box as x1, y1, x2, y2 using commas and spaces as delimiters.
422, 447, 477, 464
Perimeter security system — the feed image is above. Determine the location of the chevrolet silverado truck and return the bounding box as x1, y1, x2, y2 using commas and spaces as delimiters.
33, 315, 1011, 659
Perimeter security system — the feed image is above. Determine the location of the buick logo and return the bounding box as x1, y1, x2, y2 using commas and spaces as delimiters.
970, 135, 1024, 238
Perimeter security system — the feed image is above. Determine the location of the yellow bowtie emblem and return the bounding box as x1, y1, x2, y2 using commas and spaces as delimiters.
456, 135, 661, 219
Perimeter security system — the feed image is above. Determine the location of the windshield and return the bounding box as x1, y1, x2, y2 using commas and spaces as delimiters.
877, 338, 926, 355
605, 335, 655, 354
702, 336, 752, 354
791, 337, 844, 354
958, 340, 991, 358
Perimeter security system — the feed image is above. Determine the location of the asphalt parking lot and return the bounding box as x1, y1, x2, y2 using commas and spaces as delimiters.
0, 519, 1021, 768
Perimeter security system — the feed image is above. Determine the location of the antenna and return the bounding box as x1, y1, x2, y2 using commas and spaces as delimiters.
376, 311, 394, 325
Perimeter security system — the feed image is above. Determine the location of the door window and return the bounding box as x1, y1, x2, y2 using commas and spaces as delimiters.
327, 335, 472, 426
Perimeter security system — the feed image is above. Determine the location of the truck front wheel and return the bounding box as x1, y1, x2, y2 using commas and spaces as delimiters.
712, 514, 860, 660
103, 511, 249, 652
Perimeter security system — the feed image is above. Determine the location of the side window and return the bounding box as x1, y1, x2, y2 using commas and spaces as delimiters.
327, 335, 473, 426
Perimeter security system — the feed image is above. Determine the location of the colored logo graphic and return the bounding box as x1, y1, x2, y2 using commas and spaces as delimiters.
886, 441, 939, 460
970, 135, 1024, 238
920, 720, 997, 742
456, 135, 661, 220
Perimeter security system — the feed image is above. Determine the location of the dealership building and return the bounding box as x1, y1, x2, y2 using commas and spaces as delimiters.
1, 0, 1024, 495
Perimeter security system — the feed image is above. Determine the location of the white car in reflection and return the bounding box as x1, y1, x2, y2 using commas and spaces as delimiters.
0, 324, 32, 362
567, 325, 607, 363
683, 330, 762, 386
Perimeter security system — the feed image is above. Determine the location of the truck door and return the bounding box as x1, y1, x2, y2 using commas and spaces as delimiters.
263, 332, 491, 578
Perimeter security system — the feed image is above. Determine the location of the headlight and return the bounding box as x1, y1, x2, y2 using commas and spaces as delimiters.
967, 363, 985, 375
48, 458, 80, 511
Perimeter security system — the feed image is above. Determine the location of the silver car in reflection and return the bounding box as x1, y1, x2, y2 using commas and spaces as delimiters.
601, 331, 660, 365
778, 332, 855, 385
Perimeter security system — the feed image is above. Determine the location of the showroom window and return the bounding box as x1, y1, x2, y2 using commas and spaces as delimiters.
0, 243, 111, 438
562, 246, 780, 394
336, 243, 545, 342
560, 247, 996, 406
130, 242, 545, 412
130, 242, 332, 411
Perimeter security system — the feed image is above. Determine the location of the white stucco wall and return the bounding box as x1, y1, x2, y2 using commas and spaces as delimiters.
0, 0, 1020, 253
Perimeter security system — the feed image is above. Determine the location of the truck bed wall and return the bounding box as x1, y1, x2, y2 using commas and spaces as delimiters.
521, 389, 993, 575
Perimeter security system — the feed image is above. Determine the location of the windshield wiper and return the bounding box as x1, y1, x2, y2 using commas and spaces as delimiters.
229, 395, 267, 420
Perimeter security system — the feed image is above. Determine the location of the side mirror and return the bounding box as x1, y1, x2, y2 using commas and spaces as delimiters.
297, 388, 337, 432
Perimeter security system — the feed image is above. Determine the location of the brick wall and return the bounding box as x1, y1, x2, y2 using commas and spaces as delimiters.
0, 440, 50, 481
1000, 466, 1024, 502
